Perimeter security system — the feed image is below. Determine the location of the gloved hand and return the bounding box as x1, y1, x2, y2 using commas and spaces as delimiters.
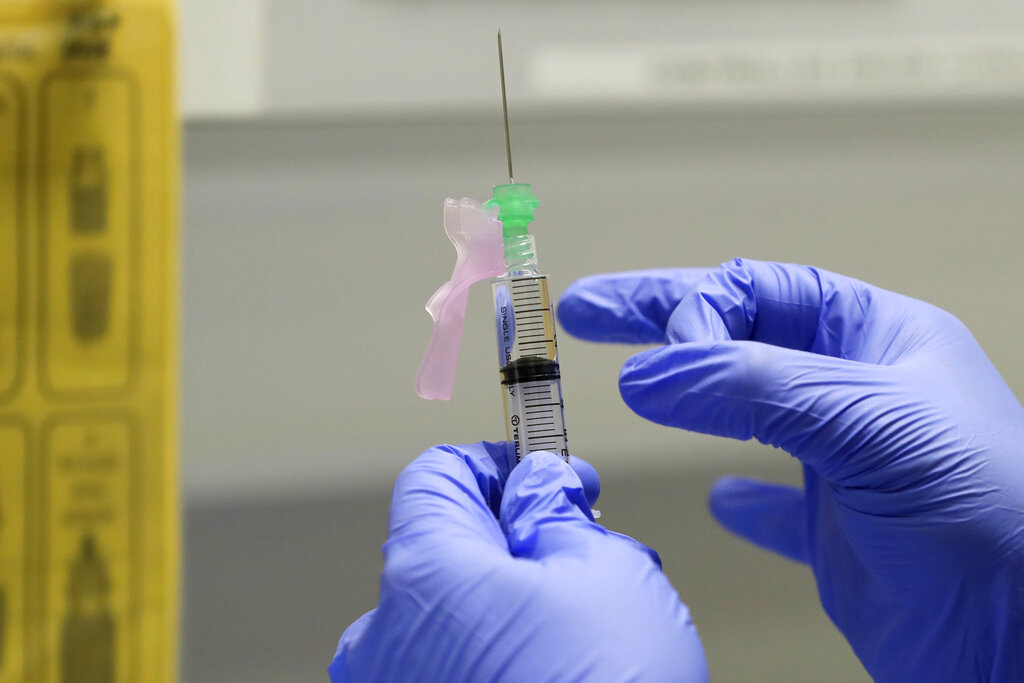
329, 442, 708, 682
559, 258, 1024, 682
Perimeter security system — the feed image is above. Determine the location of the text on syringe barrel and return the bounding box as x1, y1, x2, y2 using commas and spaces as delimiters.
493, 274, 569, 462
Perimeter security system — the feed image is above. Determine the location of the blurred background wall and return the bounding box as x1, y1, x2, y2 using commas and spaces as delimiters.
177, 2, 1024, 681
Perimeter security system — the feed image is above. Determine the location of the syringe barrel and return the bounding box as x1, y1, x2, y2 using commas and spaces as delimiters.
493, 272, 569, 463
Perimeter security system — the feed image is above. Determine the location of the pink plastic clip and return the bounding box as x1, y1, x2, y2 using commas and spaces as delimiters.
415, 198, 505, 400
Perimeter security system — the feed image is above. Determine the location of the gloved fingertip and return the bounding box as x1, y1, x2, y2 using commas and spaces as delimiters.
555, 281, 589, 336
503, 451, 585, 513
556, 274, 670, 344
501, 452, 595, 558
330, 609, 377, 681
707, 475, 759, 518
568, 455, 601, 508
707, 476, 810, 565
619, 346, 667, 379
618, 346, 683, 418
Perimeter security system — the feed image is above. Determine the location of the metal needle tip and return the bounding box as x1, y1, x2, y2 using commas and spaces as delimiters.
498, 30, 514, 185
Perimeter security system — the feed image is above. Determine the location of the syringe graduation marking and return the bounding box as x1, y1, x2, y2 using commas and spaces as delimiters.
507, 276, 556, 354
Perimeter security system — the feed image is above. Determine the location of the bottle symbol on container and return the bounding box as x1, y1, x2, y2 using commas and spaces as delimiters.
69, 253, 112, 343
61, 534, 115, 683
70, 147, 108, 235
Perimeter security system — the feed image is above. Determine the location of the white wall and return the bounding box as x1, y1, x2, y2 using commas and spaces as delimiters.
181, 0, 1024, 119
179, 0, 265, 117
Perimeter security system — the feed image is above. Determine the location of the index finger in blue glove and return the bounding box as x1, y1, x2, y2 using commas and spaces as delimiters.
558, 268, 711, 344
619, 341, 906, 481
665, 258, 958, 363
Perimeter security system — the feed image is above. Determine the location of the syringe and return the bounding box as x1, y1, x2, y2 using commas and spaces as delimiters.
486, 32, 569, 464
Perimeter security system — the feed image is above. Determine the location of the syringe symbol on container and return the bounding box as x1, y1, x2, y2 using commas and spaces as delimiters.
486, 31, 569, 464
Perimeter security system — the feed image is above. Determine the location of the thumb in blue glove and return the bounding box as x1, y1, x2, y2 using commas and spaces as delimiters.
330, 443, 707, 682
560, 258, 1024, 682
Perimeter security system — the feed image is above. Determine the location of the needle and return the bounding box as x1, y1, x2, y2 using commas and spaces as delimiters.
497, 30, 514, 185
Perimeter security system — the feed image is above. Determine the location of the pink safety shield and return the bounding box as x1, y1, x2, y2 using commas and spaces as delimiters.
415, 198, 505, 400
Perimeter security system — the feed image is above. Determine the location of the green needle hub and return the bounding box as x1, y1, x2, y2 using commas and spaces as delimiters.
486, 183, 539, 265
486, 183, 538, 240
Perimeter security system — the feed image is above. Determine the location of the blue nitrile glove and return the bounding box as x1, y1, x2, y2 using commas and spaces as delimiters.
329, 442, 707, 682
559, 259, 1024, 682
